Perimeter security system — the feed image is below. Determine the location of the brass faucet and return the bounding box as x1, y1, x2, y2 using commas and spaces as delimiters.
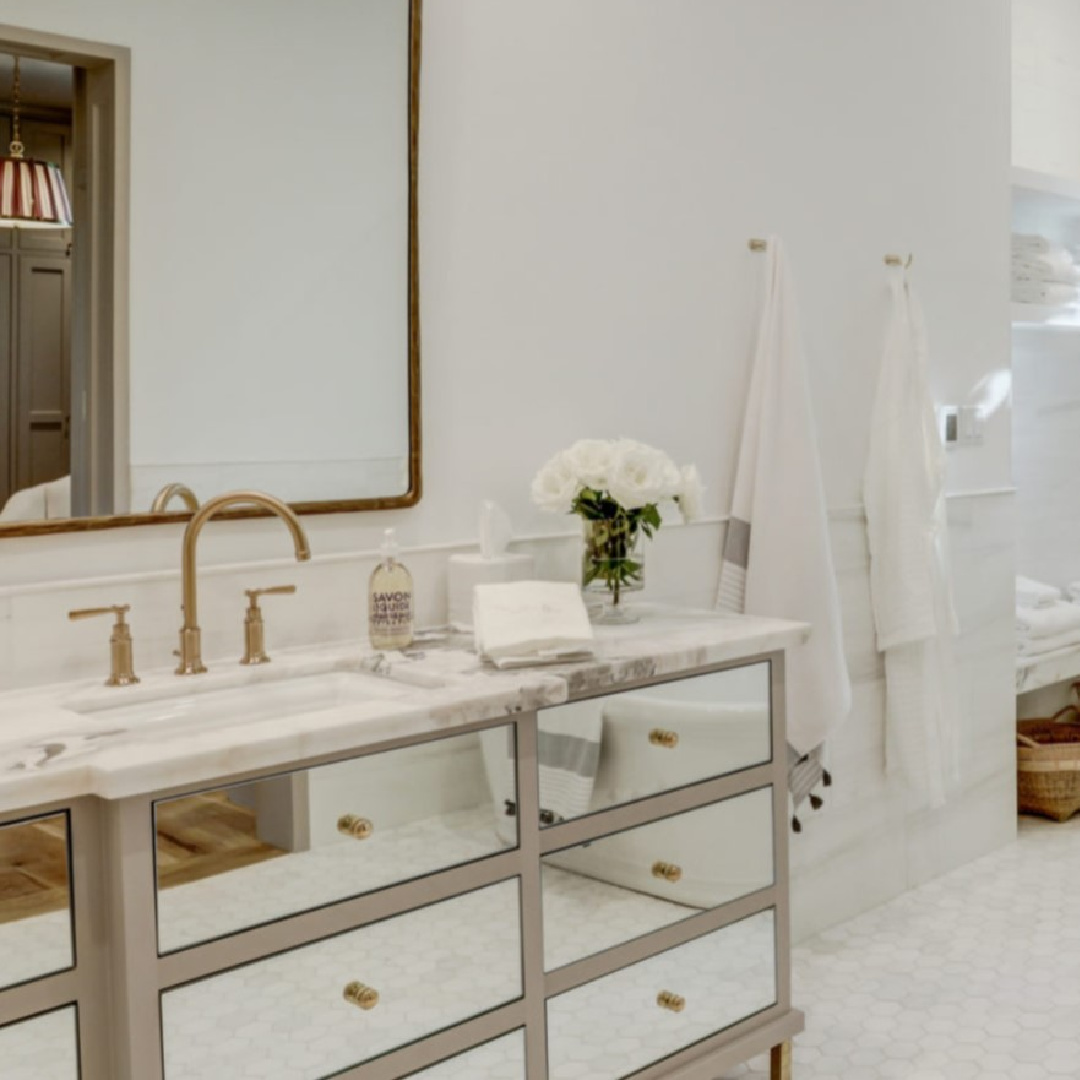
151, 482, 200, 513
177, 491, 311, 675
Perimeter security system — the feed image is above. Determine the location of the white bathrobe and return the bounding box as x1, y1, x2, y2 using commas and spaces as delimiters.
864, 271, 960, 809
717, 237, 852, 765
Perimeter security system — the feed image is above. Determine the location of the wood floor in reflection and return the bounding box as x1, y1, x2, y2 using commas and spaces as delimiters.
0, 793, 282, 925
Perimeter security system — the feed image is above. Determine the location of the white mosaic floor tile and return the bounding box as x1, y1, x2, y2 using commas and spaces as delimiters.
410, 1030, 526, 1078
0, 907, 72, 990
722, 816, 1080, 1080
0, 1006, 79, 1079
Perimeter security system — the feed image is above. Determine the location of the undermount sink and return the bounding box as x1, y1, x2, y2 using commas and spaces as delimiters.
67, 670, 415, 731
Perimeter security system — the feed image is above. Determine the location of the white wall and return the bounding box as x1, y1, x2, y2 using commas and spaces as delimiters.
0, 0, 1014, 940
1014, 0, 1080, 179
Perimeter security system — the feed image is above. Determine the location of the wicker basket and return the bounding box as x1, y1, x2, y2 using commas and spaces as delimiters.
1017, 703, 1080, 822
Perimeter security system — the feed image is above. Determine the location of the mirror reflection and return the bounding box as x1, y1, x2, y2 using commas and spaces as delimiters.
155, 725, 516, 953
531, 663, 772, 827
542, 788, 774, 971
0, 812, 74, 989
546, 910, 777, 1080
0, 0, 419, 531
0, 1006, 80, 1080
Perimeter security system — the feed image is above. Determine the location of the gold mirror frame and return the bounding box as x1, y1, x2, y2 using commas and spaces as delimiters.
0, 0, 422, 539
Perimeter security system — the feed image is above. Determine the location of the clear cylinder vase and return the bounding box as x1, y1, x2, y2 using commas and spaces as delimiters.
581, 518, 646, 624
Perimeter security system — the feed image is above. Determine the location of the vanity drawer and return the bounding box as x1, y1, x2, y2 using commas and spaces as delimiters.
161, 878, 523, 1080
0, 1005, 80, 1080
155, 724, 516, 953
542, 787, 774, 970
0, 811, 75, 989
536, 663, 771, 828
546, 909, 777, 1080
407, 1030, 526, 1078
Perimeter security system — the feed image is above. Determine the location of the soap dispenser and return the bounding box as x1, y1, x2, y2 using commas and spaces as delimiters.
368, 528, 414, 649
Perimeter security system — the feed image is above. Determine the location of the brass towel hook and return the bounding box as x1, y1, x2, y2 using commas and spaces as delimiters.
748, 238, 768, 253
884, 253, 914, 269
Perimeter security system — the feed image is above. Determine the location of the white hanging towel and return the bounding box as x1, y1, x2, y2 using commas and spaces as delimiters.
717, 237, 852, 774
864, 270, 960, 809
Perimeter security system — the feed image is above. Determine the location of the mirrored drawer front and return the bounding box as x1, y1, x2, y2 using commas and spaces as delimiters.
537, 663, 770, 827
0, 1006, 80, 1080
155, 724, 517, 952
547, 909, 777, 1080
162, 878, 522, 1080
408, 1030, 526, 1078
543, 787, 774, 971
0, 811, 74, 989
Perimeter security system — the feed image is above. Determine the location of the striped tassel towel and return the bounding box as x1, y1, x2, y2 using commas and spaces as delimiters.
481, 701, 603, 843
717, 236, 852, 831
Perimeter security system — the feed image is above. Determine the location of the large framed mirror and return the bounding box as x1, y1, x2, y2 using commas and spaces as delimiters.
0, 1, 422, 538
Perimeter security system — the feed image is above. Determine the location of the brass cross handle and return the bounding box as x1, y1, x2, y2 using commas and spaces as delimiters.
68, 604, 139, 687
241, 585, 297, 666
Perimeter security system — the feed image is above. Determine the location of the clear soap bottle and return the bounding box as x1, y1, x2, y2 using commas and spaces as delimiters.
368, 528, 414, 649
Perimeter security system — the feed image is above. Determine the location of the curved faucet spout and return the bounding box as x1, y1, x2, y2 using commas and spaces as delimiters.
151, 482, 200, 514
177, 491, 311, 675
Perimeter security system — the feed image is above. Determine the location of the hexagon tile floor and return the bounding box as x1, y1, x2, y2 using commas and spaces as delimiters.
723, 815, 1080, 1080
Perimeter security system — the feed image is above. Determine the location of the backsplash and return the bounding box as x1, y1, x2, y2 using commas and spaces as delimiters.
0, 519, 722, 692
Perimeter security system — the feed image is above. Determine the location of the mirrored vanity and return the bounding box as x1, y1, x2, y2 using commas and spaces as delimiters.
0, 614, 807, 1079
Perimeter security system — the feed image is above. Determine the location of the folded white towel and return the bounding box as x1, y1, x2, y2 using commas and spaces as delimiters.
1017, 575, 1063, 609
1068, 583, 1080, 605
1019, 627, 1080, 656
1017, 600, 1080, 639
473, 580, 595, 663
1012, 255, 1080, 285
1012, 280, 1080, 306
1012, 233, 1053, 256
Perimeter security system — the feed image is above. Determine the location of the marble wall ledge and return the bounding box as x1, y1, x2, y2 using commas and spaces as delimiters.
0, 607, 808, 815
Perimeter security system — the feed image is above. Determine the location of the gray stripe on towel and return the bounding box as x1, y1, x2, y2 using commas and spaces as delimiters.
722, 517, 752, 568
536, 730, 601, 777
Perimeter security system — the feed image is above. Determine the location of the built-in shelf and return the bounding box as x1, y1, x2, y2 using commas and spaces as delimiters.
1017, 645, 1080, 696
1012, 302, 1080, 330
1012, 165, 1080, 204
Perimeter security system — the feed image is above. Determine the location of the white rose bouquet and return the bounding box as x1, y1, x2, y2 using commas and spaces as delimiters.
532, 438, 703, 618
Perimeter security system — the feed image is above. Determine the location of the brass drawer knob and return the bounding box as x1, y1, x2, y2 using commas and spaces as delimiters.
652, 861, 683, 883
343, 981, 379, 1010
657, 991, 685, 1012
337, 815, 374, 840
648, 729, 679, 749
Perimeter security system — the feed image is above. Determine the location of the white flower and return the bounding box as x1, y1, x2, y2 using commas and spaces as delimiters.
531, 450, 582, 514
606, 439, 682, 510
677, 464, 704, 522
564, 439, 616, 490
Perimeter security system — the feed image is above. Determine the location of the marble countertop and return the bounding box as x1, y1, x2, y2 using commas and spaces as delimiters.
0, 606, 808, 813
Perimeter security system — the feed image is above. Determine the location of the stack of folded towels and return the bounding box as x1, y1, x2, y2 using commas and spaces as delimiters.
1017, 575, 1080, 658
1012, 234, 1080, 308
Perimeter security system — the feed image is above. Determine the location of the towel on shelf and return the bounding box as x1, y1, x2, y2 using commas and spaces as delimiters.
716, 235, 852, 822
1012, 233, 1053, 256
1017, 600, 1080, 639
1012, 255, 1080, 285
865, 265, 961, 810
1066, 582, 1080, 605
1017, 576, 1063, 609
1018, 628, 1080, 657
1012, 281, 1080, 306
480, 700, 603, 844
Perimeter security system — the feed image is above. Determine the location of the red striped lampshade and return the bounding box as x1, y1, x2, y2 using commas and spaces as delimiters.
0, 156, 72, 228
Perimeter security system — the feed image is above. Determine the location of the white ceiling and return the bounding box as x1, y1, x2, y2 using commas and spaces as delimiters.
0, 56, 74, 109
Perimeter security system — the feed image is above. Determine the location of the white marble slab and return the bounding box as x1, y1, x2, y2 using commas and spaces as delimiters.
0, 607, 807, 813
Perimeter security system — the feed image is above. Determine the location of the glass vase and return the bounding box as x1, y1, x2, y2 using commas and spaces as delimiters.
581, 518, 646, 624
